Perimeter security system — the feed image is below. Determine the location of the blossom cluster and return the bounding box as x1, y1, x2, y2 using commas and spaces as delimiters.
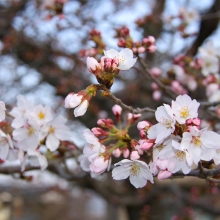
0, 95, 71, 170
64, 48, 137, 117
148, 94, 220, 179
79, 94, 220, 188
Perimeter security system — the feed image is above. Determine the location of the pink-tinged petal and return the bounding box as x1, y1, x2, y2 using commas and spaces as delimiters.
157, 170, 172, 181
129, 175, 147, 188
46, 134, 60, 151
112, 166, 130, 180
25, 135, 39, 150
7, 149, 19, 161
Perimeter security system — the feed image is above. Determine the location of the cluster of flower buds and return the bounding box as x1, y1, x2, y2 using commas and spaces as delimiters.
166, 55, 202, 93
64, 85, 97, 117
115, 27, 156, 54
79, 104, 155, 188
0, 95, 72, 171
86, 48, 137, 88
79, 29, 106, 57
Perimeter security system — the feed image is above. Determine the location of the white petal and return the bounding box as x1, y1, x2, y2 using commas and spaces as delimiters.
129, 175, 147, 188
112, 166, 130, 180
46, 134, 60, 151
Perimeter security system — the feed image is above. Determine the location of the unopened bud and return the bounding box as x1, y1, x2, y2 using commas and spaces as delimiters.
130, 151, 140, 160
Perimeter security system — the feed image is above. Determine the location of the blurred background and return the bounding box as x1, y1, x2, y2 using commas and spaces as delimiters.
0, 0, 220, 219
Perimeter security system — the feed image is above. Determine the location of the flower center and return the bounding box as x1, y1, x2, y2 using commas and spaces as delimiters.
179, 106, 189, 118
160, 117, 172, 128
130, 163, 140, 176
119, 55, 125, 63
49, 126, 55, 134
192, 136, 202, 148
38, 111, 45, 120
28, 127, 35, 136
157, 144, 164, 152
174, 151, 185, 161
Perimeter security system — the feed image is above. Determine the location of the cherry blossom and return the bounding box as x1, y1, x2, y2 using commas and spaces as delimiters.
180, 126, 220, 165
171, 94, 200, 124
104, 48, 137, 70
147, 104, 175, 144
112, 159, 154, 188
10, 95, 35, 128
30, 104, 53, 126
40, 115, 71, 151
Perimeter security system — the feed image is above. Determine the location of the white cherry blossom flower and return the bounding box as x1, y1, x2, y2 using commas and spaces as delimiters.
179, 7, 200, 24
10, 95, 35, 128
40, 115, 71, 151
12, 119, 40, 151
148, 104, 175, 144
30, 104, 53, 126
112, 159, 153, 188
180, 126, 220, 165
201, 55, 219, 76
171, 94, 200, 124
104, 48, 137, 70
157, 140, 193, 174
199, 41, 220, 58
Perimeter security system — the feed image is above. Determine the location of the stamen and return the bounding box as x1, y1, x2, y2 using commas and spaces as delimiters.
130, 163, 140, 176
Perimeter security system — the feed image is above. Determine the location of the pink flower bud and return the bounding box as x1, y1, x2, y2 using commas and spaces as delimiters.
139, 130, 146, 138
123, 148, 130, 158
138, 46, 145, 54
91, 127, 107, 136
112, 104, 122, 116
186, 119, 192, 125
156, 159, 168, 170
97, 118, 114, 128
130, 151, 140, 160
142, 38, 149, 44
139, 139, 154, 151
90, 156, 109, 174
118, 38, 126, 47
151, 82, 159, 90
148, 36, 155, 44
150, 67, 162, 77
192, 118, 200, 126
152, 90, 161, 101
87, 57, 99, 73
113, 148, 121, 157
137, 121, 151, 131
157, 170, 172, 181
74, 100, 89, 117
148, 45, 157, 53
132, 47, 138, 53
